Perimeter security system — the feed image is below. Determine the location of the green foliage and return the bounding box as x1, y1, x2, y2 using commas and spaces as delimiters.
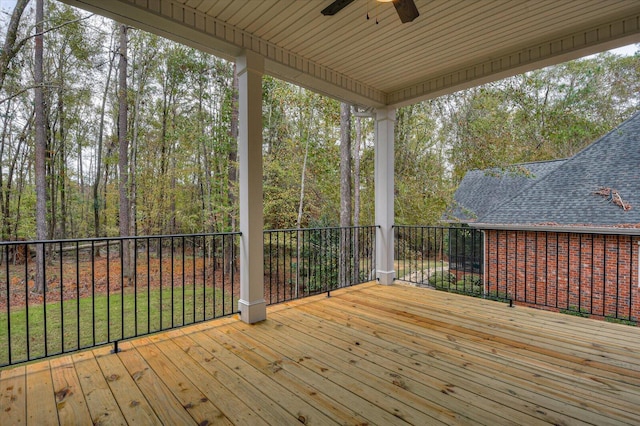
443, 52, 640, 184
394, 102, 453, 225
559, 306, 590, 318
457, 274, 482, 287
604, 316, 637, 326
262, 80, 346, 229
454, 276, 483, 295
428, 271, 456, 288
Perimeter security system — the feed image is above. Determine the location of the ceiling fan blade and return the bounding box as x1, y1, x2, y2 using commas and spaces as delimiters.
393, 0, 419, 23
321, 0, 356, 16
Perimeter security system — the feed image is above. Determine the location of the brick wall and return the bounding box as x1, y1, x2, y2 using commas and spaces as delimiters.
484, 230, 640, 322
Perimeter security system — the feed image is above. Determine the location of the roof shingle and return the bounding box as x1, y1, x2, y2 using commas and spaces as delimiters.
449, 111, 640, 228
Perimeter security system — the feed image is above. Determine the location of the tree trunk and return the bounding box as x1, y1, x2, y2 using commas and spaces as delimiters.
353, 115, 362, 226
131, 103, 138, 238
13, 146, 30, 240
353, 114, 362, 280
197, 75, 214, 233
2, 111, 32, 241
228, 64, 238, 225
339, 102, 351, 287
225, 64, 239, 273
296, 91, 315, 298
118, 24, 131, 283
34, 0, 46, 293
93, 39, 116, 238
160, 70, 172, 233
0, 99, 12, 240
58, 76, 67, 239
339, 103, 352, 227
76, 125, 83, 233
0, 0, 30, 94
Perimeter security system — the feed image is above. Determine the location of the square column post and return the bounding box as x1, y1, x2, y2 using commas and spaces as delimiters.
237, 51, 266, 323
375, 107, 396, 285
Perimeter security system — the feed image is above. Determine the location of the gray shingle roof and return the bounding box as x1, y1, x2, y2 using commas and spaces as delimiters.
445, 160, 565, 222
449, 111, 640, 228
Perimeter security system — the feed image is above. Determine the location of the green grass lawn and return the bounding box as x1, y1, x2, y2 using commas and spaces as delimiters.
0, 284, 234, 366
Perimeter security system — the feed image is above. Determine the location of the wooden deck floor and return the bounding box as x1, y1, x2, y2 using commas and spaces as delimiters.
2, 282, 640, 425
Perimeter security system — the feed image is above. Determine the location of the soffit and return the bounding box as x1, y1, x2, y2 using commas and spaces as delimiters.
60, 0, 640, 108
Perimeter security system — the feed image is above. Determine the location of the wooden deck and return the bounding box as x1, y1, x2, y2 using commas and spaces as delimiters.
2, 282, 640, 425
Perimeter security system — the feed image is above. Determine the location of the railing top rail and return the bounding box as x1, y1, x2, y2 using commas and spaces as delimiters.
264, 225, 379, 233
393, 224, 469, 230
0, 231, 242, 246
395, 224, 640, 237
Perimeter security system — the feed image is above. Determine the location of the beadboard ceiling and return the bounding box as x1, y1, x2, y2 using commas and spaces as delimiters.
60, 0, 640, 108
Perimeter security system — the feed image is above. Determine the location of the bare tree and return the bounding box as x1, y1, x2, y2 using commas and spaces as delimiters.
296, 89, 316, 297
339, 102, 351, 287
94, 31, 117, 238
353, 113, 363, 280
34, 0, 46, 293
224, 63, 239, 273
118, 24, 132, 282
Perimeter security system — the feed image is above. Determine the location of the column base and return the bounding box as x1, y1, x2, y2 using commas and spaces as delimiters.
377, 270, 395, 286
238, 299, 267, 324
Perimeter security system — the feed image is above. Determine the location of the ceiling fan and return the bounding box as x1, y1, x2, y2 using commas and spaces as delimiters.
321, 0, 419, 23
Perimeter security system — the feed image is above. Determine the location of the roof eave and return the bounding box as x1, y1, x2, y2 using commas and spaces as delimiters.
470, 223, 640, 236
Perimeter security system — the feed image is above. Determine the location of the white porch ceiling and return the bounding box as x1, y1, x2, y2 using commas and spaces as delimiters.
60, 0, 640, 108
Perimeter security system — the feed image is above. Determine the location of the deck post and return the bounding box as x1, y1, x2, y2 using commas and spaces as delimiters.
375, 107, 396, 285
237, 50, 266, 323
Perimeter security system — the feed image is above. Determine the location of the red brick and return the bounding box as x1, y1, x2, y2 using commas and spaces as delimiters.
485, 230, 639, 323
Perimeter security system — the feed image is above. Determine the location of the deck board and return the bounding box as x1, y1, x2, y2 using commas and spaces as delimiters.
228, 319, 444, 425
166, 330, 316, 425
0, 365, 26, 424
380, 285, 640, 368
131, 336, 236, 425
2, 282, 640, 425
278, 306, 551, 425
198, 324, 368, 425
71, 350, 127, 425
49, 355, 93, 425
25, 361, 57, 425
116, 342, 205, 425
306, 292, 638, 425
240, 312, 506, 425
94, 346, 162, 424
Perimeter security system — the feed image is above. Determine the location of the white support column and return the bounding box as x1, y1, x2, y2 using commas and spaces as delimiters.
375, 107, 396, 285
237, 50, 266, 323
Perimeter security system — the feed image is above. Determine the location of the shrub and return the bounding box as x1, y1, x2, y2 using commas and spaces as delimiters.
455, 279, 482, 295
428, 271, 456, 289
467, 275, 483, 287
604, 315, 637, 326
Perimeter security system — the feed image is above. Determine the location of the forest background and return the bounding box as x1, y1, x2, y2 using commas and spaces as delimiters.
0, 1, 639, 244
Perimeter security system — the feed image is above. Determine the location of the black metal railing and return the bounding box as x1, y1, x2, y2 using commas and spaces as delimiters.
396, 225, 639, 324
0, 232, 240, 367
264, 226, 377, 305
394, 225, 484, 296
485, 230, 639, 324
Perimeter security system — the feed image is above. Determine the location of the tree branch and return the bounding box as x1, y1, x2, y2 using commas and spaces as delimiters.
0, 84, 59, 105
11, 14, 96, 58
